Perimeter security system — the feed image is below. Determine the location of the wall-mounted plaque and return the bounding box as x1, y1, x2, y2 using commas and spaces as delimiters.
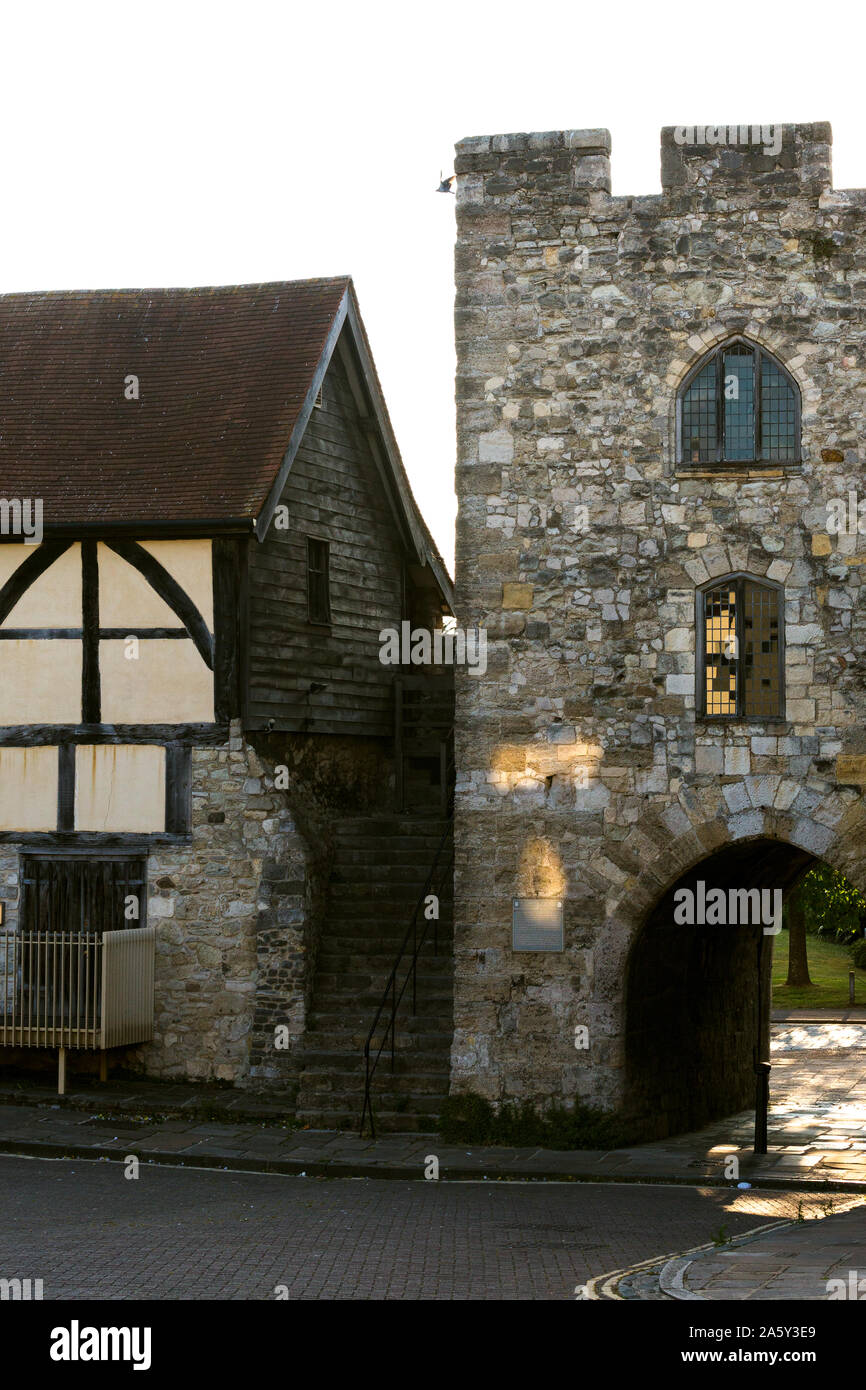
512, 898, 564, 952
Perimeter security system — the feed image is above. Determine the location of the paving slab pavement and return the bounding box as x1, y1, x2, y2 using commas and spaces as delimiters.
2, 1023, 866, 1189
663, 1200, 866, 1300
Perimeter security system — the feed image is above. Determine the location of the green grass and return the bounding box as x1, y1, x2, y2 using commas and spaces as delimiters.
772, 928, 865, 1010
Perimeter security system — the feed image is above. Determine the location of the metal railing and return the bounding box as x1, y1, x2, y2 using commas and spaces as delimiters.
0, 927, 155, 1052
360, 825, 453, 1138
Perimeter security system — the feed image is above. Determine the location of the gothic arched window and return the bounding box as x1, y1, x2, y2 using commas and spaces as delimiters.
697, 575, 784, 719
678, 339, 800, 466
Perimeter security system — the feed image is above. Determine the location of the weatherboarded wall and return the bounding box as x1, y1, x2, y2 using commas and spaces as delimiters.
245, 345, 405, 738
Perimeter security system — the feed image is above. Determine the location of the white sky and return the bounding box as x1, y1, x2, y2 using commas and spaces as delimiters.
2, 2, 864, 571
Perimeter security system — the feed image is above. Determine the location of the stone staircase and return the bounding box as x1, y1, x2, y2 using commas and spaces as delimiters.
296, 814, 453, 1133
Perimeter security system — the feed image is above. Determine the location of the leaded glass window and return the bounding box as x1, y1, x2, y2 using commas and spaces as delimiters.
679, 340, 799, 466
698, 577, 783, 719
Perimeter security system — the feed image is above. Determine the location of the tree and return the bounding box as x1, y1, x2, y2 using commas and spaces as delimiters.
785, 895, 812, 988
781, 864, 866, 991
796, 863, 866, 943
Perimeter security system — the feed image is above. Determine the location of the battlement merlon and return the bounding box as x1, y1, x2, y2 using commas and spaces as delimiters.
454, 123, 834, 208
661, 122, 831, 195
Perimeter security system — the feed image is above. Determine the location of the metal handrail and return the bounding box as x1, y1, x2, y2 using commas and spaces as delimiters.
360, 821, 454, 1137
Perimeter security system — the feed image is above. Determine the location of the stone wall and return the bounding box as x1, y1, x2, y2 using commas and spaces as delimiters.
131, 725, 396, 1088
135, 721, 323, 1088
452, 121, 866, 1129
0, 724, 365, 1090
0, 722, 397, 1091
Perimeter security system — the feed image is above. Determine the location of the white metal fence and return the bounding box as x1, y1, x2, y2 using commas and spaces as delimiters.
0, 927, 155, 1050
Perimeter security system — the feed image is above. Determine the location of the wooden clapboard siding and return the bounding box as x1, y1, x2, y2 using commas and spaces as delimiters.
245, 346, 404, 736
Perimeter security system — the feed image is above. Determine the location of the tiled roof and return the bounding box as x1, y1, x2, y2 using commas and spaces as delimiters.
0, 278, 351, 528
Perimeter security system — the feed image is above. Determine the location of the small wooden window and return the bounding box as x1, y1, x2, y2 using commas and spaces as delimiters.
697, 576, 784, 719
678, 339, 800, 467
21, 855, 147, 933
306, 537, 331, 625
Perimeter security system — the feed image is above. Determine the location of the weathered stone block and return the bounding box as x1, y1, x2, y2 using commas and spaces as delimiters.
501, 583, 533, 609
836, 755, 866, 784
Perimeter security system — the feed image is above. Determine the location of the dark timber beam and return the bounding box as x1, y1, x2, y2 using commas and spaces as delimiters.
0, 541, 72, 625
81, 540, 101, 723
106, 540, 215, 669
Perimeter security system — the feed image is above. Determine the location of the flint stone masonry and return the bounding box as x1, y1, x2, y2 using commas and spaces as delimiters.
124, 728, 390, 1089
134, 722, 326, 1089
453, 122, 866, 1136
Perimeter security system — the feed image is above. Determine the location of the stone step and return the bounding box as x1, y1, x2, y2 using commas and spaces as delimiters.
329, 863, 449, 885
297, 1086, 446, 1112
296, 1072, 448, 1095
313, 979, 451, 1000
312, 981, 451, 1000
316, 944, 453, 960
315, 978, 453, 1000
315, 918, 452, 936
332, 847, 450, 864
335, 817, 450, 833
334, 846, 452, 866
298, 812, 453, 1130
299, 1067, 449, 1095
313, 951, 451, 971
327, 875, 450, 893
305, 1018, 452, 1037
309, 989, 452, 1015
320, 902, 452, 921
305, 1013, 452, 1037
303, 1027, 452, 1051
300, 1047, 450, 1071
314, 952, 453, 973
333, 826, 449, 842
309, 1007, 452, 1028
304, 1014, 452, 1036
295, 1109, 439, 1134
312, 952, 452, 971
299, 1084, 446, 1104
317, 926, 453, 944
324, 889, 446, 908
315, 931, 451, 948
333, 835, 449, 854
317, 926, 446, 943
302, 1043, 451, 1064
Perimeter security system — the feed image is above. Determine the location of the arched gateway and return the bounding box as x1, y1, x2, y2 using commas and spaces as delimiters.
596, 798, 866, 1139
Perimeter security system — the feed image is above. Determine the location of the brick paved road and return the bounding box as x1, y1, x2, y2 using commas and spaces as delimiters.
0, 1155, 843, 1300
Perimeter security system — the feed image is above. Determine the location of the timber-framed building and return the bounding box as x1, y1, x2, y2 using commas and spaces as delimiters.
0, 278, 454, 1125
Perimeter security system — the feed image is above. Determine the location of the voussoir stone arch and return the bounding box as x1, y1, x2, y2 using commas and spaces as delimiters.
584, 786, 866, 1104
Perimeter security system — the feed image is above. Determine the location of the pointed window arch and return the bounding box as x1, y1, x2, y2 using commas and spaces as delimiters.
697, 574, 784, 720
678, 338, 800, 467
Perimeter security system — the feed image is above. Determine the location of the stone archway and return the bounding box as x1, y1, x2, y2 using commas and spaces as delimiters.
586, 791, 866, 1137
622, 837, 813, 1140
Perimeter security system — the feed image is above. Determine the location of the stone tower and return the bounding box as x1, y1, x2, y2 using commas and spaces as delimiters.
452, 123, 866, 1138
